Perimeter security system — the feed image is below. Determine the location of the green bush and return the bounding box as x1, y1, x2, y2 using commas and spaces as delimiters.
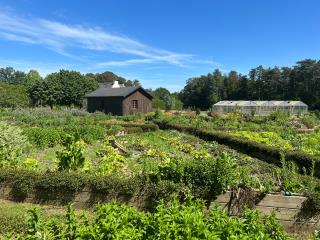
0, 169, 168, 207
106, 125, 125, 135
19, 158, 40, 171
144, 152, 239, 199
23, 124, 106, 148
95, 138, 126, 176
57, 135, 89, 172
62, 124, 105, 143
23, 127, 62, 148
0, 121, 30, 167
125, 127, 144, 134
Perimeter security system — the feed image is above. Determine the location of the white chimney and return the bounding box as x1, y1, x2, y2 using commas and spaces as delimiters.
112, 80, 120, 88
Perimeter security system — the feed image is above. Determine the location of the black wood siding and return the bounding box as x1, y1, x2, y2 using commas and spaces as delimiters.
87, 97, 123, 115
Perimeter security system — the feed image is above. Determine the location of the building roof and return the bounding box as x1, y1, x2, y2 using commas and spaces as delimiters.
213, 100, 308, 107
86, 86, 153, 99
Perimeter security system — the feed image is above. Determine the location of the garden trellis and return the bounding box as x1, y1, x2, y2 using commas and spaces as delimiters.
212, 100, 308, 116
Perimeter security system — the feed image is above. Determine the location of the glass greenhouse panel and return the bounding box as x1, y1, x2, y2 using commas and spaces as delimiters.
212, 101, 308, 116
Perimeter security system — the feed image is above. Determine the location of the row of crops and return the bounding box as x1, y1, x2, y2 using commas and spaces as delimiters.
1, 108, 320, 238
3, 199, 287, 240
159, 111, 320, 156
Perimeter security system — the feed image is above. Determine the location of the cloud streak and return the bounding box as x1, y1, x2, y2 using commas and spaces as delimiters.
0, 10, 198, 66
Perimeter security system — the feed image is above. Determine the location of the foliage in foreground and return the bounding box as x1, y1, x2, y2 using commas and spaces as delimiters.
4, 198, 287, 240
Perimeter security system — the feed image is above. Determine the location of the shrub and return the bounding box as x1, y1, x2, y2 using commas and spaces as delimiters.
57, 135, 89, 172
0, 169, 142, 205
106, 125, 125, 135
23, 127, 62, 148
145, 152, 239, 199
144, 111, 156, 121
19, 158, 40, 170
89, 202, 149, 239
300, 132, 320, 156
95, 138, 127, 176
125, 127, 144, 134
300, 113, 318, 129
62, 124, 105, 143
0, 121, 30, 167
183, 153, 238, 198
276, 155, 304, 192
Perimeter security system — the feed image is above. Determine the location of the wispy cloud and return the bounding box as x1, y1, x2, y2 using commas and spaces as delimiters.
0, 10, 201, 66
97, 58, 157, 67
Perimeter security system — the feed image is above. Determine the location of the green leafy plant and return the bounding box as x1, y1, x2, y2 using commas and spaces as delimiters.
23, 127, 62, 148
276, 153, 304, 192
19, 158, 40, 170
232, 131, 293, 150
95, 137, 127, 175
0, 121, 30, 167
6, 197, 288, 239
56, 135, 88, 172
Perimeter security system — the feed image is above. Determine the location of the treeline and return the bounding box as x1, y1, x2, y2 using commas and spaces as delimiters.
1, 59, 320, 111
0, 68, 140, 108
180, 59, 320, 110
0, 67, 183, 110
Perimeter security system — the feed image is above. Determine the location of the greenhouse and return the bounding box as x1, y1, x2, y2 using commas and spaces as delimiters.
212, 100, 308, 116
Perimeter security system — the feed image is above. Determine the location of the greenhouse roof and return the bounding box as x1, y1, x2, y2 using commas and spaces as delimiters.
213, 100, 308, 107
288, 101, 308, 106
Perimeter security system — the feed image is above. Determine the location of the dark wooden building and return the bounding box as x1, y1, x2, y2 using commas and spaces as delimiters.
86, 85, 153, 115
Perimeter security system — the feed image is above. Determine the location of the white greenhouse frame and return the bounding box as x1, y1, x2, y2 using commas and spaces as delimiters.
212, 101, 308, 116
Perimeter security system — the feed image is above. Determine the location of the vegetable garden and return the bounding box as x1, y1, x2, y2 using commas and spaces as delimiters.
159, 111, 320, 156
1, 108, 320, 239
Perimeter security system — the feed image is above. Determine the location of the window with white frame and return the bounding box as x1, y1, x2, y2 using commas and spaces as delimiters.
132, 100, 138, 109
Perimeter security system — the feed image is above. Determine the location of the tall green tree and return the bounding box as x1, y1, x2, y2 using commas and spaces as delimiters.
0, 83, 30, 108
181, 76, 210, 109
152, 98, 166, 109
153, 87, 174, 110
29, 70, 98, 108
45, 70, 98, 107
225, 71, 240, 99
0, 67, 26, 84
90, 71, 140, 86
24, 70, 43, 105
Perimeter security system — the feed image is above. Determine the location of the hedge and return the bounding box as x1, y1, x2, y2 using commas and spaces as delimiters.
154, 119, 320, 178
0, 169, 180, 210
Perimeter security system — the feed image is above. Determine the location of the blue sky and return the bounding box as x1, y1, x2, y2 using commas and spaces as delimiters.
0, 0, 319, 91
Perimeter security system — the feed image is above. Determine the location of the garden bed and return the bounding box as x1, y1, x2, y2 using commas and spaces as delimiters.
154, 118, 320, 178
